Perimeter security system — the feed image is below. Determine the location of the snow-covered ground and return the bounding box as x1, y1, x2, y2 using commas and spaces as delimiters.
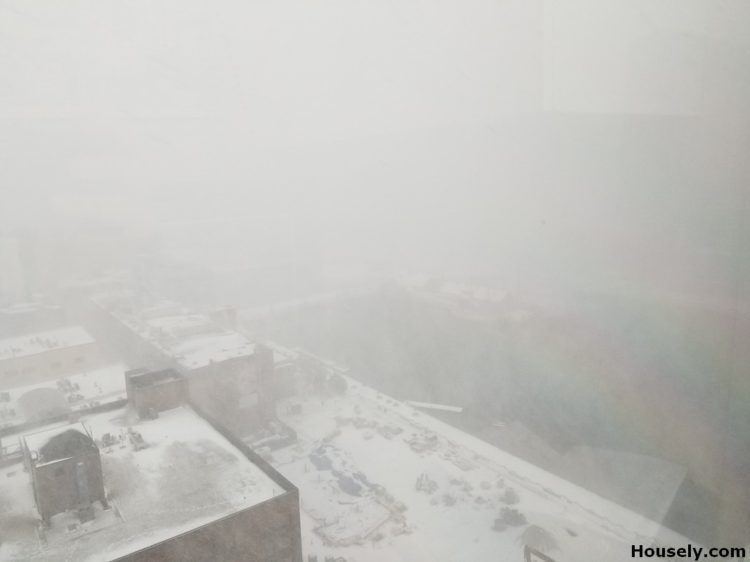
268, 372, 691, 562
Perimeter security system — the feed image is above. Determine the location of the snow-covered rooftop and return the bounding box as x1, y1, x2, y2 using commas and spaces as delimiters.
270, 370, 693, 562
406, 400, 464, 414
0, 405, 285, 562
170, 331, 255, 370
92, 293, 255, 371
0, 363, 129, 430
0, 326, 95, 362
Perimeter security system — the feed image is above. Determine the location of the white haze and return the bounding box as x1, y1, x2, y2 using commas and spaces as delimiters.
1, 0, 750, 555
2, 0, 748, 297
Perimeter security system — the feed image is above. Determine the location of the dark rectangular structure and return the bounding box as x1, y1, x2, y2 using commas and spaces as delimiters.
125, 368, 187, 419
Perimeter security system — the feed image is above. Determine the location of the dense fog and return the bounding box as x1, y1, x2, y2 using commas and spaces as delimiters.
1, 1, 749, 560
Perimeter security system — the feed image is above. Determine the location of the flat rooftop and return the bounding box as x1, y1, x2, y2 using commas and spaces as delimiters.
0, 363, 129, 430
92, 293, 255, 371
169, 330, 254, 370
0, 326, 95, 362
0, 405, 285, 562
270, 369, 692, 562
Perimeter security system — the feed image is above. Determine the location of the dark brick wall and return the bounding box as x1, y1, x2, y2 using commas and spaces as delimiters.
130, 377, 187, 418
115, 491, 303, 562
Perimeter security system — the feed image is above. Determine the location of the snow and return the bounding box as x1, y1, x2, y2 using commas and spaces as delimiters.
0, 326, 94, 361
170, 331, 255, 370
406, 401, 464, 414
23, 421, 91, 457
0, 405, 284, 562
0, 363, 129, 429
269, 373, 693, 562
92, 293, 255, 371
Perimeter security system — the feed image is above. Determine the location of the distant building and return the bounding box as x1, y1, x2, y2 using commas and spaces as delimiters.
0, 301, 66, 338
0, 362, 130, 430
0, 326, 103, 390
87, 293, 276, 434
1, 380, 303, 561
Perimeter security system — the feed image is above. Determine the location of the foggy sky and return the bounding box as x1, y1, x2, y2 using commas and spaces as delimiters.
1, 0, 749, 301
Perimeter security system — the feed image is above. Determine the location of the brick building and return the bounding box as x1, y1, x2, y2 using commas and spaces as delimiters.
0, 326, 102, 390
1, 391, 302, 561
86, 292, 276, 434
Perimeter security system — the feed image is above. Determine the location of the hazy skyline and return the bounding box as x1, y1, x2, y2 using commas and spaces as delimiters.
2, 0, 749, 300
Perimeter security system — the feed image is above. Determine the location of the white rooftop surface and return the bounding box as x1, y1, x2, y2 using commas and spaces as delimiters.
93, 293, 255, 370
170, 331, 255, 370
270, 374, 691, 562
0, 363, 129, 429
0, 405, 285, 562
0, 326, 94, 362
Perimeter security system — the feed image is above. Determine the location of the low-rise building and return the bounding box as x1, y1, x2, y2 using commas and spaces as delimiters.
87, 293, 275, 434
0, 362, 130, 430
0, 326, 102, 390
0, 302, 67, 338
0, 397, 303, 561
